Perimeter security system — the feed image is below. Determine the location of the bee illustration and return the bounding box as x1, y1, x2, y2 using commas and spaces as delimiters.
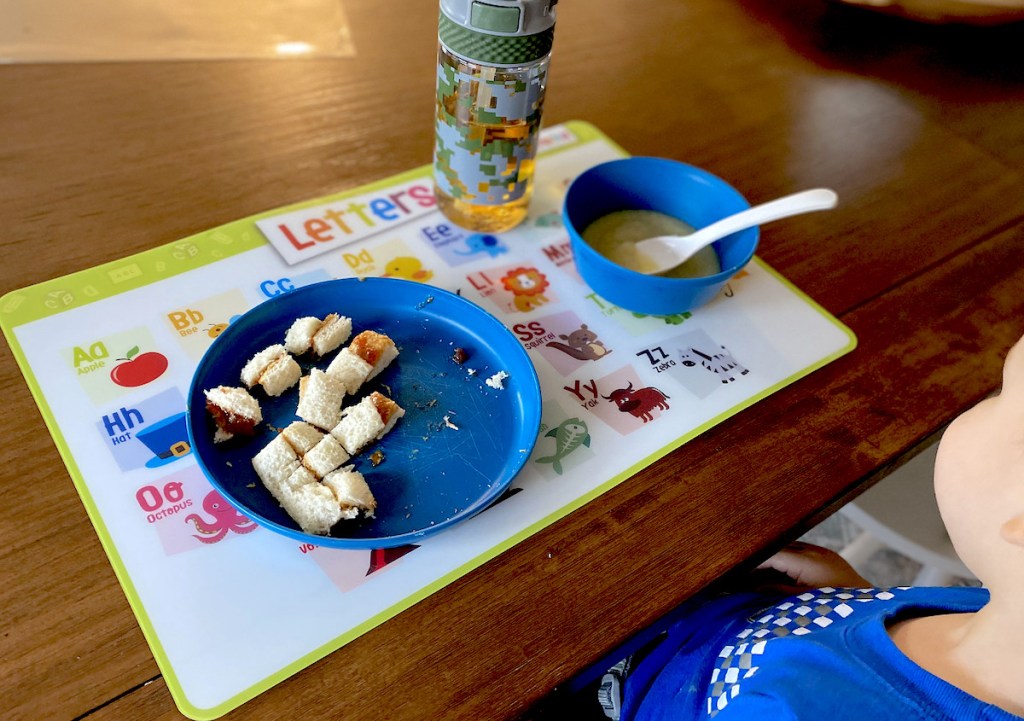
206, 323, 229, 339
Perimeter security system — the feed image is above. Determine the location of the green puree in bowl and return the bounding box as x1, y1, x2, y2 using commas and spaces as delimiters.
582, 210, 722, 278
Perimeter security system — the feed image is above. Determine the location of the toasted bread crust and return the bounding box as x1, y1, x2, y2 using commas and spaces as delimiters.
350, 330, 394, 367
348, 329, 395, 368
369, 391, 400, 424
204, 386, 262, 437
206, 400, 259, 436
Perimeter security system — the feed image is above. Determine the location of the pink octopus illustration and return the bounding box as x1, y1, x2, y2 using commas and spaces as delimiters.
184, 490, 258, 543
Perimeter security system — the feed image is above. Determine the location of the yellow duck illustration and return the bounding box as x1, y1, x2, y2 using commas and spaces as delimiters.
382, 256, 434, 283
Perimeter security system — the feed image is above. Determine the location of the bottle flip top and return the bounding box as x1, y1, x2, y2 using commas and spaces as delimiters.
439, 0, 557, 66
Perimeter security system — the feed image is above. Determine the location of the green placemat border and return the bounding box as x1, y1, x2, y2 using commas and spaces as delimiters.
0, 120, 609, 330
0, 119, 854, 719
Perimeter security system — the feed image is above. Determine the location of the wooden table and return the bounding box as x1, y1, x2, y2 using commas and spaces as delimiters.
2, 1, 1023, 719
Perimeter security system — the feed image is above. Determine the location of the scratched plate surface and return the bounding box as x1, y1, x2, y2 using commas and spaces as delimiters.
187, 278, 543, 549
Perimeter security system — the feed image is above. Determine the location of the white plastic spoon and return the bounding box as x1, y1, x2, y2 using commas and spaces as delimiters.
633, 188, 839, 275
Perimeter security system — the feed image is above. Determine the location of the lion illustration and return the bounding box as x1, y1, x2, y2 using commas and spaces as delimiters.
500, 267, 551, 313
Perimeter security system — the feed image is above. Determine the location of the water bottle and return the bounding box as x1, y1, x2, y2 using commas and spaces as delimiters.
433, 0, 557, 233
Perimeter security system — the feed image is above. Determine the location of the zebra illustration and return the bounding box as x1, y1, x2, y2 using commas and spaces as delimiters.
678, 344, 749, 384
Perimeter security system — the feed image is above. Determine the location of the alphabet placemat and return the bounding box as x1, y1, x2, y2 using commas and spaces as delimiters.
1, 121, 855, 719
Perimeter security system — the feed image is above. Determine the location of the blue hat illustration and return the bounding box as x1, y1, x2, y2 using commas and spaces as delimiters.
137, 411, 191, 468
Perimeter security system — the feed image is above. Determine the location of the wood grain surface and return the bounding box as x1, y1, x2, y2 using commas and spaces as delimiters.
2, 1, 1022, 719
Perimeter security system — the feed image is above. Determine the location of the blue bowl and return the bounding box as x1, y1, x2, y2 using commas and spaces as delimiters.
563, 157, 758, 315
186, 278, 542, 549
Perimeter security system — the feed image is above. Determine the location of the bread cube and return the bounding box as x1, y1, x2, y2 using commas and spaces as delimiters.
302, 435, 351, 479
280, 421, 324, 455
296, 369, 346, 431
323, 466, 376, 519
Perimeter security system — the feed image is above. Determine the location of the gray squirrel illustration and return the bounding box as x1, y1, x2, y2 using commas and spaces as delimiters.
546, 323, 612, 361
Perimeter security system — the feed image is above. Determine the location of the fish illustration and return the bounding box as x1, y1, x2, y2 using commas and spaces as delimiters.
535, 417, 591, 475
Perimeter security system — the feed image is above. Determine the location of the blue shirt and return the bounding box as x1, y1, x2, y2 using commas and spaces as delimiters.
627, 585, 1018, 721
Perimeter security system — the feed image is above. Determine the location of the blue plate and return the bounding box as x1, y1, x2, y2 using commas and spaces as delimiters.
186, 277, 542, 549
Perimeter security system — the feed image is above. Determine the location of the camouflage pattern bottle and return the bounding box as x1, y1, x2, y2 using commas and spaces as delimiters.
434, 0, 557, 233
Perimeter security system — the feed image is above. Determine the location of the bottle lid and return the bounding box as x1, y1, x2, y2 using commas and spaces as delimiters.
439, 0, 556, 66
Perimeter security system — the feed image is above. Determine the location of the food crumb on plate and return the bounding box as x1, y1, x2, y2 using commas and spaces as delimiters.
485, 370, 509, 390
443, 415, 459, 430
369, 449, 385, 466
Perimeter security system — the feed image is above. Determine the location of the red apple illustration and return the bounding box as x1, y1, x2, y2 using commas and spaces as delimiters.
110, 346, 169, 387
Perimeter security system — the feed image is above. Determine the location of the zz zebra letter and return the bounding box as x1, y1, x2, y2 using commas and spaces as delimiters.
678, 345, 749, 384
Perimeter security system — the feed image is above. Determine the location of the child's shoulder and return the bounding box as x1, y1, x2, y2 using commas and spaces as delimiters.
740, 585, 985, 639
704, 586, 989, 718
